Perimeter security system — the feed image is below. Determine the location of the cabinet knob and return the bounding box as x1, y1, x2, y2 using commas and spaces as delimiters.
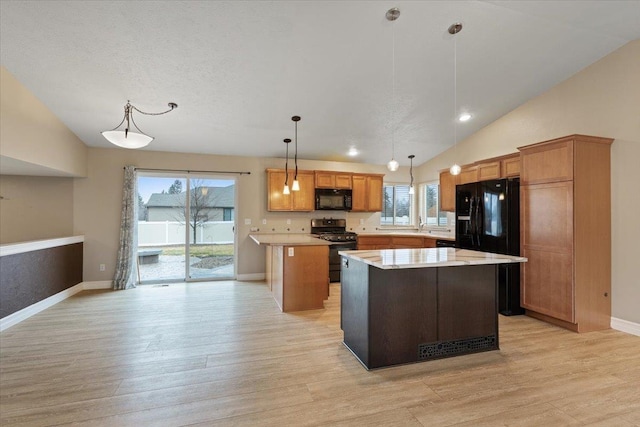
604, 292, 608, 297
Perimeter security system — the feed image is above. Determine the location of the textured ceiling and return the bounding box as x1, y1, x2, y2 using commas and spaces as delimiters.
1, 1, 639, 168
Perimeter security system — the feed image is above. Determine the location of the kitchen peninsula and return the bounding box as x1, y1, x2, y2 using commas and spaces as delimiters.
250, 234, 331, 312
339, 248, 527, 369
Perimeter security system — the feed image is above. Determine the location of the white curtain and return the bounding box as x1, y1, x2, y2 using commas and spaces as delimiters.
113, 165, 138, 290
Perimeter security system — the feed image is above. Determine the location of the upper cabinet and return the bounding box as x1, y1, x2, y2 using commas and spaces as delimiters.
352, 174, 383, 212
439, 153, 522, 212
315, 171, 352, 189
266, 169, 315, 212
439, 170, 456, 212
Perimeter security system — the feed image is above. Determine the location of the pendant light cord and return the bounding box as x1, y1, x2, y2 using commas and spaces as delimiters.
284, 141, 289, 186
294, 120, 298, 180
454, 32, 457, 155
391, 19, 396, 161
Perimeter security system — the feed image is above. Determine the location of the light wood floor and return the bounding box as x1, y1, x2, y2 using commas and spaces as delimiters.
1, 281, 639, 426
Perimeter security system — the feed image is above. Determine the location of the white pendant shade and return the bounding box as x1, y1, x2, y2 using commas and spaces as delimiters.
408, 185, 414, 195
291, 180, 300, 191
450, 163, 461, 176
283, 184, 290, 195
101, 130, 153, 149
387, 159, 399, 171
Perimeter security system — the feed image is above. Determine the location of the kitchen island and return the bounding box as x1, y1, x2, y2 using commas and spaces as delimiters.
250, 234, 332, 312
339, 248, 527, 369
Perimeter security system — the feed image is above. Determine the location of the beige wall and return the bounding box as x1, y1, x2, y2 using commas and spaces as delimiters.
416, 40, 640, 324
0, 66, 87, 177
0, 175, 74, 243
74, 147, 394, 281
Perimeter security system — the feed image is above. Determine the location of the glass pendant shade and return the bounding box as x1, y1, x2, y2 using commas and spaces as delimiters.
283, 184, 290, 195
291, 180, 300, 191
408, 185, 414, 195
387, 159, 399, 171
101, 130, 153, 149
450, 163, 461, 176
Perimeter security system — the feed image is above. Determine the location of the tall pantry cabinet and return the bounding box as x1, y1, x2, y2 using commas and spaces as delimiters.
519, 134, 613, 332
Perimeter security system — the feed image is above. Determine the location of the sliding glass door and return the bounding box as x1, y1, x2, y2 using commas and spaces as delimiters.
137, 173, 236, 283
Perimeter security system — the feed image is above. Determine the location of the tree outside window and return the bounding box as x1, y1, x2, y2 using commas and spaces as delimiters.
381, 185, 412, 225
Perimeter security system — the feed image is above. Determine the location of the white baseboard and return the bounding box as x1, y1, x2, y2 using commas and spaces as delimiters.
0, 281, 113, 332
82, 280, 112, 290
611, 317, 640, 337
236, 273, 266, 281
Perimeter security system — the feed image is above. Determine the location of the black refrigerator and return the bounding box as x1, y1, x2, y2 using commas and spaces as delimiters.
455, 178, 524, 315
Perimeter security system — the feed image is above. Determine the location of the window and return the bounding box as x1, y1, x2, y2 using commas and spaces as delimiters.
382, 184, 412, 225
424, 183, 448, 226
223, 208, 234, 221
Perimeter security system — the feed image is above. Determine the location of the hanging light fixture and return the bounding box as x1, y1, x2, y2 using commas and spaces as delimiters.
291, 116, 301, 191
408, 154, 415, 195
448, 22, 463, 176
101, 100, 177, 149
386, 7, 400, 172
283, 138, 291, 195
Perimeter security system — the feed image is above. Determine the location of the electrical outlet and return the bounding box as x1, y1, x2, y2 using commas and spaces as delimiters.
262, 218, 267, 225
99, 264, 106, 271
244, 218, 251, 225
286, 219, 291, 225
359, 219, 364, 225
288, 247, 294, 256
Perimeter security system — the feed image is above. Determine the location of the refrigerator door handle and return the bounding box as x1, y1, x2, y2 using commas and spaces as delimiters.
476, 194, 483, 247
469, 196, 475, 246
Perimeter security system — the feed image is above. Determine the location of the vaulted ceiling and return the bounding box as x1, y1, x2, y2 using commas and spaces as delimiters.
2, 1, 639, 167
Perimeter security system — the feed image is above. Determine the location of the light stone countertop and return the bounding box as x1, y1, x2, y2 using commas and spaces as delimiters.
339, 248, 526, 270
249, 233, 332, 246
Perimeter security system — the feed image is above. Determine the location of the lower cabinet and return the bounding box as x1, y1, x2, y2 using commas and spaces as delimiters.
357, 235, 440, 250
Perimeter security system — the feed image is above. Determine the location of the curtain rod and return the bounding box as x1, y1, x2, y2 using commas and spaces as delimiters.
125, 167, 251, 175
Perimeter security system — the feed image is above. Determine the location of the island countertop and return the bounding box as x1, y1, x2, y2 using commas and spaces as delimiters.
339, 248, 526, 269
249, 233, 332, 246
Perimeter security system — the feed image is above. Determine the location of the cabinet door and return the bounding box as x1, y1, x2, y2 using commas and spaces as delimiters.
314, 171, 335, 188
439, 170, 456, 212
267, 170, 292, 211
458, 166, 478, 185
502, 155, 520, 177
520, 140, 573, 184
367, 175, 383, 212
423, 238, 437, 248
391, 236, 424, 248
357, 236, 391, 249
292, 171, 315, 211
351, 175, 367, 212
477, 161, 501, 181
521, 181, 574, 322
335, 173, 353, 189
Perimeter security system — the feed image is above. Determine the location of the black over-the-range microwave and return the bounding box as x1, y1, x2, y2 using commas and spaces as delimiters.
315, 188, 352, 211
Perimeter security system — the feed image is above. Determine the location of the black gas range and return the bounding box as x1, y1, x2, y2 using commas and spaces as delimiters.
311, 218, 357, 283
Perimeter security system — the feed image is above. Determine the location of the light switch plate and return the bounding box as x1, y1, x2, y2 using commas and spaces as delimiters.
244, 218, 251, 225
262, 219, 267, 225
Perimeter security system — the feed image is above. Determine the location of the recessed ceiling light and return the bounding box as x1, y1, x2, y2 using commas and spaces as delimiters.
458, 113, 472, 122
348, 147, 359, 156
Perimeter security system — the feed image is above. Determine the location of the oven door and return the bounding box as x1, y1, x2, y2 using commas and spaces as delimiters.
329, 242, 357, 283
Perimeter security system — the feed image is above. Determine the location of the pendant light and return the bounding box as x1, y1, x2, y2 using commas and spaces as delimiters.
386, 7, 400, 172
283, 138, 291, 195
102, 100, 177, 149
408, 154, 415, 195
291, 116, 301, 191
449, 22, 462, 176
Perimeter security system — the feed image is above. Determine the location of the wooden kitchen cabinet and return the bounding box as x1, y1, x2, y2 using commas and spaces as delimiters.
519, 134, 613, 332
501, 154, 520, 178
357, 234, 440, 250
266, 169, 315, 212
439, 170, 456, 212
352, 174, 383, 212
457, 166, 478, 185
357, 235, 390, 250
314, 171, 352, 189
477, 161, 501, 182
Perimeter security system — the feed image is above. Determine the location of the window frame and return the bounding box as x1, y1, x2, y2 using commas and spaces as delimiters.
420, 181, 448, 227
381, 183, 414, 227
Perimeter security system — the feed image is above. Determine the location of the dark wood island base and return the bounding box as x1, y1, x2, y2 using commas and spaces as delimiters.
341, 257, 499, 370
